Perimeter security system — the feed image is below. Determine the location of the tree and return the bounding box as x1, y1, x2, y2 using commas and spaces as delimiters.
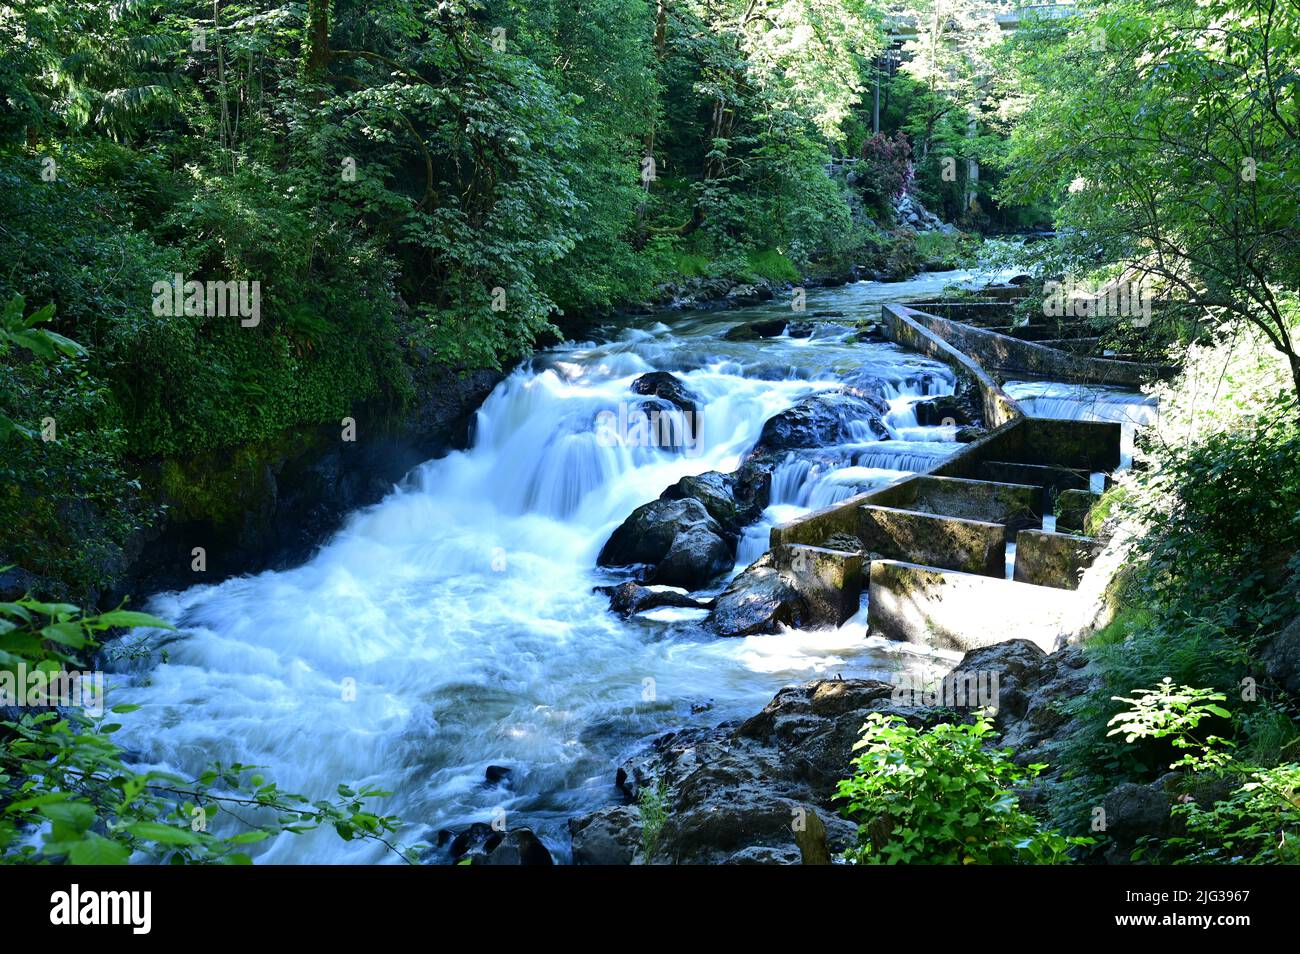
1003, 0, 1300, 400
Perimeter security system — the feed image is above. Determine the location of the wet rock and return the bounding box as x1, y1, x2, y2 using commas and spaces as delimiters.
709, 554, 808, 637
660, 470, 762, 534
724, 318, 787, 341
649, 527, 733, 588
630, 371, 698, 418
473, 828, 555, 866
600, 581, 711, 619
754, 391, 889, 454
955, 426, 985, 443
724, 845, 801, 864
725, 284, 776, 307
484, 765, 512, 786
598, 498, 720, 567
913, 395, 973, 427
569, 806, 642, 865
448, 822, 498, 860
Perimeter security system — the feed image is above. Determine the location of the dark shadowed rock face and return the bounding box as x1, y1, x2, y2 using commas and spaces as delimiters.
709, 554, 809, 637
572, 678, 915, 864
597, 497, 734, 589
754, 390, 889, 454
568, 638, 1106, 865
724, 317, 787, 341
1261, 613, 1300, 697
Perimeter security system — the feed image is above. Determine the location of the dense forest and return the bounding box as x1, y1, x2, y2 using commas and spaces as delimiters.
1, 0, 1298, 877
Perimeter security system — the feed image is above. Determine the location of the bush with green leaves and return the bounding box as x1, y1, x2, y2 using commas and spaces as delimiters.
1109, 680, 1300, 864
0, 597, 415, 864
835, 714, 1088, 864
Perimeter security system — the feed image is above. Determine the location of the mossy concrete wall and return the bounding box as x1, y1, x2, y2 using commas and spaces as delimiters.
859, 506, 1005, 577
1013, 529, 1103, 590
881, 305, 1021, 428
775, 544, 864, 627
868, 559, 1077, 652
1055, 488, 1102, 534
896, 305, 1163, 387
770, 417, 1120, 550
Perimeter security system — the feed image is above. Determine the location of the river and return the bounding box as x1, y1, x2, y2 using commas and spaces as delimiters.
107, 269, 1015, 863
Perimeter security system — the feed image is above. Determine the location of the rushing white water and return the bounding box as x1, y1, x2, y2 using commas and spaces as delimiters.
105, 270, 995, 864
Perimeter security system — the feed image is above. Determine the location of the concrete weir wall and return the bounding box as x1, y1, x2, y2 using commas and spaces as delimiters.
860, 505, 1006, 576
766, 299, 1135, 655
867, 560, 1079, 653
891, 304, 1157, 387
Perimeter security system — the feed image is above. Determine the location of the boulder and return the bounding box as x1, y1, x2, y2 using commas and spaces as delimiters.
630, 371, 699, 418
649, 527, 733, 588
754, 390, 889, 454
660, 470, 763, 533
709, 554, 809, 637
473, 828, 555, 866
569, 806, 643, 865
597, 497, 724, 568
724, 318, 787, 341
913, 395, 973, 427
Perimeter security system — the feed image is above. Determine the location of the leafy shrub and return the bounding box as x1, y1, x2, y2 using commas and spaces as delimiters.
835, 714, 1087, 864
858, 131, 913, 217
1109, 680, 1300, 864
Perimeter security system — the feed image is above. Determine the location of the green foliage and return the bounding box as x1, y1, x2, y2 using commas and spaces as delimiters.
637, 781, 669, 862
835, 714, 1088, 864
1001, 0, 1300, 395
1108, 681, 1300, 864
0, 598, 415, 864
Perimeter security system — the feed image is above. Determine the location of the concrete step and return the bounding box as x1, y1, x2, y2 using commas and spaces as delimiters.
860, 505, 1006, 577
1013, 529, 1102, 590
867, 559, 1081, 653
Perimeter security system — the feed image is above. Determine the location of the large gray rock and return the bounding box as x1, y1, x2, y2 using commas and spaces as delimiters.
754, 390, 889, 453
709, 554, 809, 637
569, 806, 642, 865
598, 498, 733, 588
660, 470, 763, 534
650, 527, 733, 588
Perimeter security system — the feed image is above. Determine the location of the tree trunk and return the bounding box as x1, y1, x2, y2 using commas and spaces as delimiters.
304, 0, 332, 78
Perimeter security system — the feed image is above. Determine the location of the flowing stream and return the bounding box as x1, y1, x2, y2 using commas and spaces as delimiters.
108, 270, 1000, 863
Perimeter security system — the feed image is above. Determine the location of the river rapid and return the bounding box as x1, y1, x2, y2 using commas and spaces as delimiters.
108, 270, 1014, 863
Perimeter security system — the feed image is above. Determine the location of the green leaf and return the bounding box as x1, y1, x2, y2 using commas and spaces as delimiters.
69, 833, 131, 865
